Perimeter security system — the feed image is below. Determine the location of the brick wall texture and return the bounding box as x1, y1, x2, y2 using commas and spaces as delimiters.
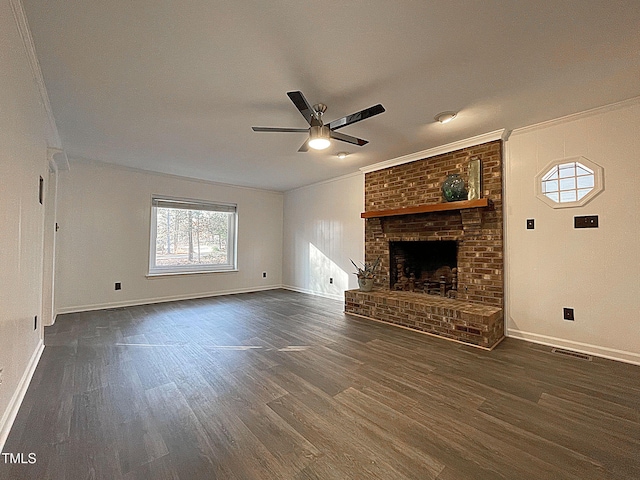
345, 290, 504, 348
364, 140, 504, 307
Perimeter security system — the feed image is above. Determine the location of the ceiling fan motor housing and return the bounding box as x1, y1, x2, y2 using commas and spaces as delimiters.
309, 125, 331, 149
310, 125, 330, 138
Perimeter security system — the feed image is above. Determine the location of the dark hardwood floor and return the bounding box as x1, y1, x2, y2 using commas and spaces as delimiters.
1, 289, 639, 479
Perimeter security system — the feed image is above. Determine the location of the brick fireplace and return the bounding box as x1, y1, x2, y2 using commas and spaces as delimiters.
345, 140, 504, 348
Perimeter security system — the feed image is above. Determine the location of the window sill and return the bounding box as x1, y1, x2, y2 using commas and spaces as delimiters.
146, 269, 238, 278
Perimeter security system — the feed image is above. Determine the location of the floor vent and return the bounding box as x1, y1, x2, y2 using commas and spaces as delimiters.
551, 348, 592, 361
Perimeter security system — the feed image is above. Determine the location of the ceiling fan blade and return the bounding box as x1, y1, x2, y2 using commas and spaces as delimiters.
298, 139, 310, 152
330, 130, 368, 146
252, 127, 309, 133
287, 91, 315, 125
328, 104, 385, 131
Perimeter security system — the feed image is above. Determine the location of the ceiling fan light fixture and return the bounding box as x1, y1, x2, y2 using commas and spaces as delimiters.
435, 111, 457, 124
308, 125, 331, 150
308, 138, 330, 150
251, 91, 385, 152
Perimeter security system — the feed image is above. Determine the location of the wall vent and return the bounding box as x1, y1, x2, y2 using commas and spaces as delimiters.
551, 348, 592, 361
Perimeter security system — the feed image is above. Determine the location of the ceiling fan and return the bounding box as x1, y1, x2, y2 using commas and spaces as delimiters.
252, 91, 385, 152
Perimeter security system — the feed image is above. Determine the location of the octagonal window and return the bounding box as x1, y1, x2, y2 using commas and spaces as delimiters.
535, 156, 603, 208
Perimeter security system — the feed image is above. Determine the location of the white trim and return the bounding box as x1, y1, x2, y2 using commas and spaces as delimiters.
281, 285, 344, 302
507, 329, 640, 366
0, 341, 44, 453
502, 140, 512, 355
284, 171, 363, 194
55, 285, 283, 315
510, 95, 640, 136
359, 129, 508, 174
47, 149, 59, 173
147, 266, 238, 276
9, 0, 64, 151
47, 148, 70, 172
146, 269, 239, 278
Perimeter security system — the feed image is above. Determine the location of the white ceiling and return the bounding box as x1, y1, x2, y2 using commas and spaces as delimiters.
22, 0, 640, 191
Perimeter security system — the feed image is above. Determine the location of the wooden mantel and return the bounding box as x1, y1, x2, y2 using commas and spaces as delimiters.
361, 198, 492, 219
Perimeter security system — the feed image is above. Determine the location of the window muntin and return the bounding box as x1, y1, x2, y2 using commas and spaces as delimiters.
541, 161, 594, 204
535, 156, 603, 209
149, 196, 237, 275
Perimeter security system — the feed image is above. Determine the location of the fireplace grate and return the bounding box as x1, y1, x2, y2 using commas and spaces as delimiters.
551, 348, 592, 361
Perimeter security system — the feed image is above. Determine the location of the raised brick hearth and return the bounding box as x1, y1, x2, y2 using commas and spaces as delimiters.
345, 290, 503, 348
345, 140, 505, 348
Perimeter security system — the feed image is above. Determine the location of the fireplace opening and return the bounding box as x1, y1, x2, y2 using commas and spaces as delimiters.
389, 240, 458, 296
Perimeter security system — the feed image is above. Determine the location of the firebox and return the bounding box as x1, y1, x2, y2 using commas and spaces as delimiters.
389, 240, 458, 296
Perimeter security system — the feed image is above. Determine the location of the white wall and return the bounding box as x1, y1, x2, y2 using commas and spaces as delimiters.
0, 0, 51, 449
505, 98, 640, 364
283, 173, 364, 300
54, 159, 283, 313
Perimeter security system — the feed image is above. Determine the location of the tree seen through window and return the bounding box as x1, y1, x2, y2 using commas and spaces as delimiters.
155, 208, 230, 266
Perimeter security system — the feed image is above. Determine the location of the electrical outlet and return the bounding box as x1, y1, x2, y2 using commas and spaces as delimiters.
262, 272, 267, 278
115, 282, 121, 290
329, 277, 333, 284
34, 315, 38, 330
563, 308, 575, 321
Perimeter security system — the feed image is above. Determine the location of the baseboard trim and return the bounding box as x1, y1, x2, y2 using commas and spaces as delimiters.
55, 285, 284, 315
507, 329, 640, 366
281, 285, 344, 302
0, 340, 44, 453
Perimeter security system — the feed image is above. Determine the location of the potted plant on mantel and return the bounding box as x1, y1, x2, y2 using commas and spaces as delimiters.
351, 256, 381, 292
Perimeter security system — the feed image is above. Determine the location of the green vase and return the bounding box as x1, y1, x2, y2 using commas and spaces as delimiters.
442, 174, 468, 202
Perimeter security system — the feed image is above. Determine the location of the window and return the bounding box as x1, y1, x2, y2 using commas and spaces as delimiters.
535, 156, 603, 208
149, 196, 237, 275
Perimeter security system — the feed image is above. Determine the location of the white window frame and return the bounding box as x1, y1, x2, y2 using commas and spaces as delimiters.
535, 156, 604, 209
148, 195, 238, 276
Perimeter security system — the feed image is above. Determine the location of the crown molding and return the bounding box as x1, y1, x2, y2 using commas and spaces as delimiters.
510, 95, 640, 136
47, 148, 69, 172
285, 170, 363, 194
9, 0, 64, 151
360, 129, 508, 174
